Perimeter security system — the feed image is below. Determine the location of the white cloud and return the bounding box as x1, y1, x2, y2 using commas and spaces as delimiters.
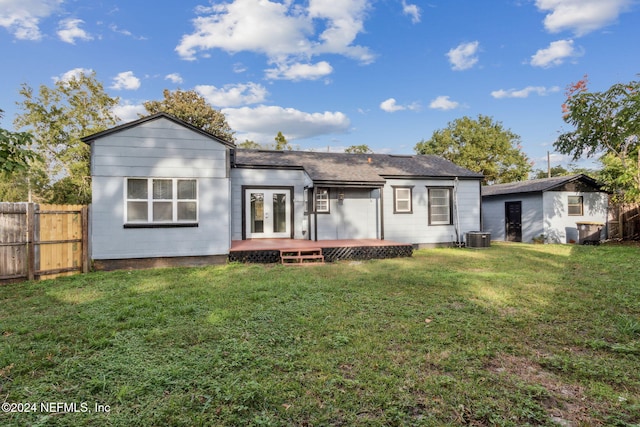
446, 41, 480, 71
379, 98, 420, 113
108, 24, 147, 40
53, 67, 93, 83
0, 0, 63, 40
380, 98, 403, 113
175, 0, 374, 72
111, 71, 141, 90
401, 0, 421, 24
265, 61, 333, 81
530, 39, 580, 68
112, 102, 146, 123
429, 96, 459, 111
165, 73, 184, 84
195, 82, 268, 108
57, 18, 92, 44
536, 0, 633, 36
491, 86, 560, 99
233, 63, 248, 73
223, 105, 351, 142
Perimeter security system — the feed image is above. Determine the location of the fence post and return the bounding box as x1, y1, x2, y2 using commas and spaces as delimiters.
82, 206, 89, 273
26, 203, 35, 281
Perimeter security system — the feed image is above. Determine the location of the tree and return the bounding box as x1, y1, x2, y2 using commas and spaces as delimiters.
142, 89, 235, 142
237, 139, 262, 149
415, 115, 531, 184
14, 72, 119, 203
274, 131, 291, 150
345, 144, 373, 154
532, 165, 571, 179
0, 109, 38, 176
554, 76, 640, 202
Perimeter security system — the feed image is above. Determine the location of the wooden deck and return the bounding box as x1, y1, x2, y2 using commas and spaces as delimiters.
229, 239, 413, 263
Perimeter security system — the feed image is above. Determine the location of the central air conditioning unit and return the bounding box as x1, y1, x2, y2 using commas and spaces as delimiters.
466, 231, 491, 248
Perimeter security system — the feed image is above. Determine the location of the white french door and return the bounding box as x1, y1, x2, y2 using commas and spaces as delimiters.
245, 189, 291, 238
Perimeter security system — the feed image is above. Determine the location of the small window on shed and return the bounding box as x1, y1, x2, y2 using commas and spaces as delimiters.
568, 196, 583, 216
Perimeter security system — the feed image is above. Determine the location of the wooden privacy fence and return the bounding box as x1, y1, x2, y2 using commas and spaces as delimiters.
608, 202, 640, 240
0, 203, 89, 282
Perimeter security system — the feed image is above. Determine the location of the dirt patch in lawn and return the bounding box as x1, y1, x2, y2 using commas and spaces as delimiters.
486, 354, 599, 426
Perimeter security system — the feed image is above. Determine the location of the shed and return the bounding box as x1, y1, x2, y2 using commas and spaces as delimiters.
482, 174, 608, 244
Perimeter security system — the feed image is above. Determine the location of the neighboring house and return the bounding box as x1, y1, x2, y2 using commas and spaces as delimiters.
482, 174, 608, 244
82, 113, 483, 267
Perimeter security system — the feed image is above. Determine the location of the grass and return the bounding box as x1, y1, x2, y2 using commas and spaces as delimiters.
1, 242, 639, 426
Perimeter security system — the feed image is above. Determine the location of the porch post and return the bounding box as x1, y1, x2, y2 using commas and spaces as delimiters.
379, 186, 385, 240
312, 188, 318, 241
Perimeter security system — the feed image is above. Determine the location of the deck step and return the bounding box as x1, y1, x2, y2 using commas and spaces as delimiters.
280, 248, 325, 266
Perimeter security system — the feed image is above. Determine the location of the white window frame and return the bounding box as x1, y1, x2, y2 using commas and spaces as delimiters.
568, 195, 583, 216
124, 178, 198, 225
315, 188, 330, 213
428, 187, 452, 225
393, 186, 413, 213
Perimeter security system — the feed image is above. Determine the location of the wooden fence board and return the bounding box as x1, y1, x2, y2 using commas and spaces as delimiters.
0, 203, 28, 280
38, 204, 85, 280
0, 203, 88, 282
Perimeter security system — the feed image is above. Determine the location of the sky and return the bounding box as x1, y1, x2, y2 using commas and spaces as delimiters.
1, 0, 639, 173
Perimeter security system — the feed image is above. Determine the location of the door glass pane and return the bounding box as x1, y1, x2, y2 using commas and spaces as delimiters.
273, 193, 287, 233
251, 193, 264, 233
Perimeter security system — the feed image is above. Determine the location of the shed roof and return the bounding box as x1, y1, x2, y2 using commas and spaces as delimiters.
234, 150, 483, 186
481, 174, 602, 197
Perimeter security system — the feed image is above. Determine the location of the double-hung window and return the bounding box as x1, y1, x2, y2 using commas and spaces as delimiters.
393, 186, 413, 213
568, 196, 583, 216
428, 187, 452, 225
125, 178, 198, 225
315, 188, 329, 213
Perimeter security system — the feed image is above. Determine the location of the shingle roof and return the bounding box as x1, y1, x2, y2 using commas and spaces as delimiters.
481, 174, 601, 197
234, 150, 483, 186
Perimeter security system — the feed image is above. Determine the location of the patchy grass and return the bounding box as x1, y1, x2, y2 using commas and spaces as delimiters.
1, 243, 639, 426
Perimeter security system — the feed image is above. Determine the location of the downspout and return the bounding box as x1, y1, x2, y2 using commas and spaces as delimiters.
453, 177, 460, 243
478, 180, 483, 232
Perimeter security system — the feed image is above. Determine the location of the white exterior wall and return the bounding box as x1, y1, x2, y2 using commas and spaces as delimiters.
482, 194, 544, 243
230, 168, 308, 241
90, 117, 231, 259
315, 188, 380, 240
542, 191, 608, 243
383, 178, 481, 245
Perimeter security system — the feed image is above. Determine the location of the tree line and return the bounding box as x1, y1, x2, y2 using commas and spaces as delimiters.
1, 71, 638, 205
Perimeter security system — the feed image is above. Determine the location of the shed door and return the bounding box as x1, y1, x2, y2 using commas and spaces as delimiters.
505, 201, 522, 242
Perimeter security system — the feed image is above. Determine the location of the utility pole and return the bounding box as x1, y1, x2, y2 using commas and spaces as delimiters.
547, 151, 551, 178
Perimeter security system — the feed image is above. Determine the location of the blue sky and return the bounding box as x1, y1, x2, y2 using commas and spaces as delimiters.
1, 0, 639, 172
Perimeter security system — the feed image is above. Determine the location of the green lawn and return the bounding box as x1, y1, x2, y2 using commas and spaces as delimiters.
1, 243, 639, 426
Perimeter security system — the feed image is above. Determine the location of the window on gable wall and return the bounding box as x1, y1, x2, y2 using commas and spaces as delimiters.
125, 178, 198, 224
428, 187, 452, 225
568, 195, 583, 216
393, 186, 413, 213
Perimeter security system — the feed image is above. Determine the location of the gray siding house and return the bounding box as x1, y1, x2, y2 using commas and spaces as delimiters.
83, 113, 484, 266
482, 174, 608, 244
